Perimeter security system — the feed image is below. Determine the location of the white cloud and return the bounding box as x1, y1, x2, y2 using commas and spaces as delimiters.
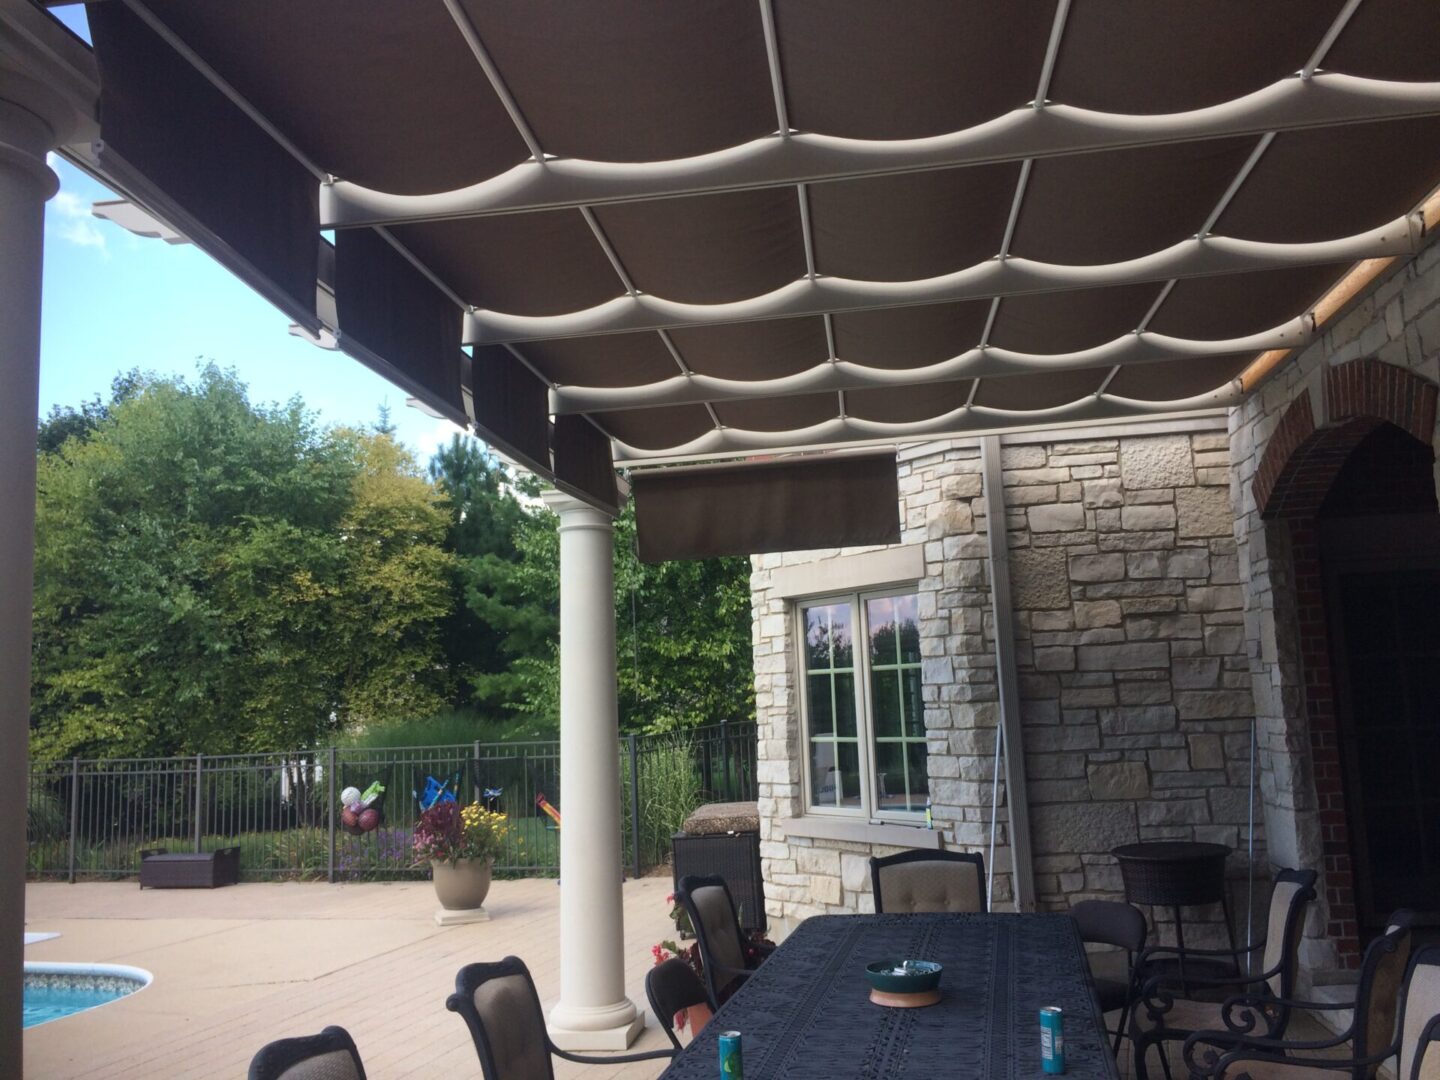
48, 189, 109, 253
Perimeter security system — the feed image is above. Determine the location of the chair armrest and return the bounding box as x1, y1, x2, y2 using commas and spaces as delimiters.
1220, 993, 1358, 1037
555, 1049, 677, 1065
1183, 1025, 1352, 1076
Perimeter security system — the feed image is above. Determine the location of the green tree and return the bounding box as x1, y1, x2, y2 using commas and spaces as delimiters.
507, 499, 755, 734
427, 437, 556, 717
30, 367, 454, 758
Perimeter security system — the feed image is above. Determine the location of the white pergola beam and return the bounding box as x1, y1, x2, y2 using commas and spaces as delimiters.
467, 217, 1419, 344
323, 74, 1440, 228
550, 317, 1311, 414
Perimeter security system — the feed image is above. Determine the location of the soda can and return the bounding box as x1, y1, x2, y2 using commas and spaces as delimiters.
719, 1030, 744, 1079
1040, 1006, 1065, 1074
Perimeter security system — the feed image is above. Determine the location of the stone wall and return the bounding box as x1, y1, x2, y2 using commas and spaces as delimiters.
751, 420, 1262, 943
1228, 238, 1440, 972
1004, 433, 1258, 944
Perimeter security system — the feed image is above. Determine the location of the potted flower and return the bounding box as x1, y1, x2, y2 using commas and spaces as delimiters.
413, 801, 508, 913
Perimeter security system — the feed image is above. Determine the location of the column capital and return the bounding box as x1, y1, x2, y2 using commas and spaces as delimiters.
540, 489, 617, 531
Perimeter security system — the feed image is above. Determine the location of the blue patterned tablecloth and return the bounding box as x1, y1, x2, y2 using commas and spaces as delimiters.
659, 912, 1117, 1080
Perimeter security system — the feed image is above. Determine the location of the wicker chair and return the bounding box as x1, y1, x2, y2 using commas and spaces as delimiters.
869, 849, 987, 914
1129, 867, 1318, 1080
247, 1025, 366, 1080
1186, 943, 1440, 1080
646, 957, 712, 1050
1181, 912, 1415, 1080
1071, 899, 1148, 1056
446, 957, 674, 1080
674, 874, 773, 1011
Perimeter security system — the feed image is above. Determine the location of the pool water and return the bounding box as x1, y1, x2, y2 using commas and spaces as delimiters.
22, 965, 151, 1028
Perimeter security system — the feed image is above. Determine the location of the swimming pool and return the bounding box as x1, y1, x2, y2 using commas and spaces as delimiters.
23, 963, 152, 1028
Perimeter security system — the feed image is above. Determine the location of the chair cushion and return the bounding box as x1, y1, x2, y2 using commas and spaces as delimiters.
876, 859, 983, 914
274, 1051, 362, 1080
1215, 1056, 1356, 1080
472, 973, 552, 1080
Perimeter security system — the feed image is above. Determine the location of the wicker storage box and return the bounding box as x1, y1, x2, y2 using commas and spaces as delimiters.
139, 847, 240, 889
672, 801, 765, 935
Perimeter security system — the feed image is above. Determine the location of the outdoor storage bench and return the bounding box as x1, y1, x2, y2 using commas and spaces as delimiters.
138, 846, 240, 889
672, 801, 765, 934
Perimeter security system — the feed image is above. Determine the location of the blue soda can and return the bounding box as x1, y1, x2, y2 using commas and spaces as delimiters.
1040, 1006, 1065, 1074
719, 1030, 744, 1079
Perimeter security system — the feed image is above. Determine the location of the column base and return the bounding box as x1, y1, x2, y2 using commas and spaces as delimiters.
547, 999, 645, 1050
433, 906, 490, 926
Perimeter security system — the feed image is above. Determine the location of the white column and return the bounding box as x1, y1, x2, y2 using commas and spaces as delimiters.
0, 73, 65, 1078
541, 491, 643, 1050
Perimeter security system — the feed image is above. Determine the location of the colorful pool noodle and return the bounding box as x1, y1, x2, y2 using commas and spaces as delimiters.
535, 792, 562, 828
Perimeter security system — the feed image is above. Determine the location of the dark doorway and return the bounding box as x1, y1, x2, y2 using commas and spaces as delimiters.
1319, 423, 1440, 940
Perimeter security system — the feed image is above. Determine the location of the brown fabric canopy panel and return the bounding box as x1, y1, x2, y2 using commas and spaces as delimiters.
86, 2, 319, 329
632, 453, 900, 563
73, 0, 1440, 475
333, 228, 465, 422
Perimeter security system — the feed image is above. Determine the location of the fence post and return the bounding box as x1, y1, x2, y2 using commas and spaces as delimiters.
627, 734, 642, 879
193, 753, 204, 853
327, 747, 337, 884
720, 718, 732, 801
473, 739, 482, 805
67, 757, 80, 883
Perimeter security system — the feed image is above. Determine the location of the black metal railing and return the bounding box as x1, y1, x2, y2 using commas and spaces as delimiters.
26, 721, 756, 882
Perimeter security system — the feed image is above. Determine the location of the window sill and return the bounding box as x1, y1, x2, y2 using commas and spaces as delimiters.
781, 816, 943, 850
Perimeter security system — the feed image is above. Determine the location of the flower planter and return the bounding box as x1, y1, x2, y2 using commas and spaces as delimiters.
431, 856, 493, 919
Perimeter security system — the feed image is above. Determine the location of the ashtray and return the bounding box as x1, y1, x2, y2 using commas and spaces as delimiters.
865, 959, 943, 1008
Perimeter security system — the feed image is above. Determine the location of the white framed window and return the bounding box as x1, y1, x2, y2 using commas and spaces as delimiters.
797, 589, 927, 821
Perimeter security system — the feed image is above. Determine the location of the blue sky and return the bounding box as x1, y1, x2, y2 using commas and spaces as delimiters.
39, 7, 465, 463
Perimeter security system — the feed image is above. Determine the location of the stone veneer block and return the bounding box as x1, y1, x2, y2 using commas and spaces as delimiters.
1010, 547, 1071, 609
1087, 761, 1151, 800
1031, 802, 1138, 854
1120, 435, 1196, 489
1028, 503, 1087, 532
1175, 487, 1233, 538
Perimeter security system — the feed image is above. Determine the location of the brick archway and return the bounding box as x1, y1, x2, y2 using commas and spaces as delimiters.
1253, 358, 1438, 519
1250, 358, 1438, 967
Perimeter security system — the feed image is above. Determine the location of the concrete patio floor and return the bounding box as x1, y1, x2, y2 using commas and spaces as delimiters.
23, 877, 680, 1079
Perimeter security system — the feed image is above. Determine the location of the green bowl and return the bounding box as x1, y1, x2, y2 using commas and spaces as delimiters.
864, 959, 943, 994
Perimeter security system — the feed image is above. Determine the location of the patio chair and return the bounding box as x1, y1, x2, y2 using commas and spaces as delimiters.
1181, 911, 1416, 1080
247, 1025, 367, 1080
674, 874, 773, 1011
1129, 867, 1318, 1080
1071, 899, 1148, 1056
446, 957, 674, 1080
869, 849, 987, 914
646, 957, 712, 1050
1184, 942, 1440, 1080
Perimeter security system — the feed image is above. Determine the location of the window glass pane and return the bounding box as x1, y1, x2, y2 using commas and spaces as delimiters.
806, 674, 834, 738
902, 667, 924, 737
805, 603, 853, 671
810, 740, 837, 807
873, 740, 907, 812
867, 595, 896, 666
834, 671, 858, 739
906, 741, 930, 808
832, 608, 854, 668
871, 668, 900, 738
836, 741, 863, 809
894, 593, 920, 664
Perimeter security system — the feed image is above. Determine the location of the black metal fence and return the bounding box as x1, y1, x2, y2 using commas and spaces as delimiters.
26, 721, 756, 882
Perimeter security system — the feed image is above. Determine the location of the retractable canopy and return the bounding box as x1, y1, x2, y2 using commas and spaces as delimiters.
68, 0, 1440, 518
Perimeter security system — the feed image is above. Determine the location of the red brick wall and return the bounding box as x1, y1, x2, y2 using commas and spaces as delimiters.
1287, 521, 1361, 967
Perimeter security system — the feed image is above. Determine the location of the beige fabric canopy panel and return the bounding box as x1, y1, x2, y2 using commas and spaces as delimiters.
71, 0, 1440, 505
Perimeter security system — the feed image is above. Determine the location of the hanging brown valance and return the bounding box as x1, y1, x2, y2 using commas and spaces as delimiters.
632, 452, 900, 563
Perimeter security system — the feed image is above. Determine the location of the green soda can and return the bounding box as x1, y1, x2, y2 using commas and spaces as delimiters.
719, 1030, 743, 1079
1040, 1006, 1065, 1074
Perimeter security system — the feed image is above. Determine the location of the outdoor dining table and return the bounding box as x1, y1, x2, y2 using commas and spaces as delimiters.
658, 912, 1118, 1080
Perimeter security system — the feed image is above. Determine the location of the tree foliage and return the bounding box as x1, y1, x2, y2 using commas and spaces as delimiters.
31, 368, 757, 757
30, 367, 454, 758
